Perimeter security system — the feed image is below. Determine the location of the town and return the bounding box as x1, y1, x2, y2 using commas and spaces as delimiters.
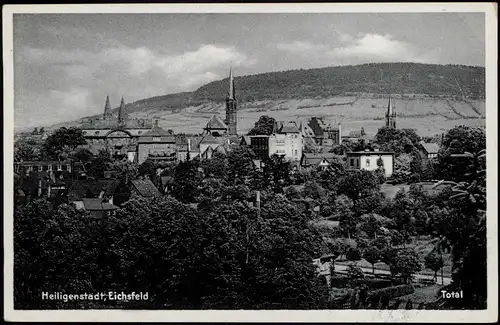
13, 67, 487, 310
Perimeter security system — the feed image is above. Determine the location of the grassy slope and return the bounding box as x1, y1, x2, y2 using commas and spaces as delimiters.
46, 62, 486, 135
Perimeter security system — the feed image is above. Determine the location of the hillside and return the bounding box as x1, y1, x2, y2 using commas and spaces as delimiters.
47, 62, 486, 136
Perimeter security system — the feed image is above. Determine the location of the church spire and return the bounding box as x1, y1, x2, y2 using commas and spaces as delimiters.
228, 67, 235, 100
103, 95, 112, 119
385, 95, 396, 128
225, 67, 237, 136
118, 96, 127, 124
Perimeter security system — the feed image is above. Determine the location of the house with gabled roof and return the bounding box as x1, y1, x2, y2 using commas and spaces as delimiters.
204, 114, 228, 136
268, 121, 303, 162
300, 153, 342, 170
129, 179, 161, 199
418, 141, 440, 161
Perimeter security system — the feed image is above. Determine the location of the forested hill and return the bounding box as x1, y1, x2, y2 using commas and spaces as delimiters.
126, 62, 484, 113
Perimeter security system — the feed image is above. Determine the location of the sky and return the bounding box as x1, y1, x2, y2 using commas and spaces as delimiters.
13, 13, 485, 129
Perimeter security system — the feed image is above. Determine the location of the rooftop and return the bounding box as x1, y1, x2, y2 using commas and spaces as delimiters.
420, 142, 440, 154
347, 150, 394, 155
130, 179, 161, 197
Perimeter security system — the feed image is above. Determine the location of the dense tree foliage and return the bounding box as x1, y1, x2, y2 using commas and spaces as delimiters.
247, 115, 276, 136
41, 127, 87, 161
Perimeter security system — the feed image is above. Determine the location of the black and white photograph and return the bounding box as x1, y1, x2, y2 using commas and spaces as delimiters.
3, 3, 498, 322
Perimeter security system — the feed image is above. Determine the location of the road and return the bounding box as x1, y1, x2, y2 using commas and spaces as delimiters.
316, 261, 451, 286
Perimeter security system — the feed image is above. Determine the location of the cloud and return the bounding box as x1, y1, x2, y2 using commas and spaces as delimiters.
276, 33, 441, 66
16, 44, 255, 127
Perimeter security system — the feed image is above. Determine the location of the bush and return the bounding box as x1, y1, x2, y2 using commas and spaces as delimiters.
329, 275, 349, 288
368, 284, 415, 300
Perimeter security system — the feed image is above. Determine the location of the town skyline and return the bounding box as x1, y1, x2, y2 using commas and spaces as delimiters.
13, 13, 485, 129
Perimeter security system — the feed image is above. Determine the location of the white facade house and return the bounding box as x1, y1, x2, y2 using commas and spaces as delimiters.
346, 149, 394, 178
268, 121, 303, 162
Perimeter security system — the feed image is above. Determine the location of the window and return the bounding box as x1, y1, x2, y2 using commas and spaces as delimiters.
294, 149, 298, 156
138, 131, 142, 134
38, 165, 43, 171
153, 137, 161, 141
350, 158, 354, 167
356, 160, 360, 168
366, 159, 370, 167
95, 131, 100, 135
57, 164, 62, 171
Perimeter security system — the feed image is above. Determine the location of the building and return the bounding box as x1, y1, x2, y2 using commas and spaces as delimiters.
300, 153, 342, 170
305, 117, 342, 146
137, 121, 177, 164
14, 160, 73, 177
82, 198, 119, 219
225, 68, 238, 136
346, 149, 394, 178
129, 179, 162, 199
341, 128, 367, 142
68, 179, 122, 209
204, 115, 228, 137
81, 96, 153, 160
240, 135, 270, 161
385, 95, 397, 128
269, 121, 303, 162
418, 141, 440, 161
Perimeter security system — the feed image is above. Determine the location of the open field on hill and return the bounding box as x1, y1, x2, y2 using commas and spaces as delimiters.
109, 96, 485, 137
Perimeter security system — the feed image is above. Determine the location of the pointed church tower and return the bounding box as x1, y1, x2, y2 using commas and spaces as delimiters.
103, 95, 112, 120
225, 67, 238, 136
118, 96, 128, 124
385, 95, 396, 128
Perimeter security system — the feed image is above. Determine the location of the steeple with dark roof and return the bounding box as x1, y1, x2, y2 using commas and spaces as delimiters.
225, 67, 238, 136
103, 95, 112, 120
118, 96, 128, 124
385, 95, 396, 128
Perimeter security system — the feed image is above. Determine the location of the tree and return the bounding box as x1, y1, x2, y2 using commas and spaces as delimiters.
331, 195, 357, 239
262, 154, 292, 191
171, 160, 203, 203
109, 160, 138, 181
41, 127, 87, 161
392, 153, 412, 184
409, 153, 423, 183
389, 248, 422, 284
336, 170, 380, 201
199, 151, 229, 178
247, 115, 276, 136
226, 146, 255, 185
87, 149, 112, 179
374, 127, 420, 154
363, 245, 382, 274
303, 180, 326, 201
74, 148, 94, 163
424, 250, 444, 282
14, 138, 40, 162
375, 157, 386, 184
437, 126, 486, 182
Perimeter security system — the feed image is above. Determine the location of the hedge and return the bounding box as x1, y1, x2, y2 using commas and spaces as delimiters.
354, 278, 402, 290
368, 284, 415, 300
